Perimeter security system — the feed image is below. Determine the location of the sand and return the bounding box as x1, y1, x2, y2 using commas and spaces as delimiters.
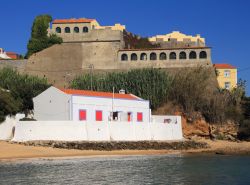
0, 139, 250, 161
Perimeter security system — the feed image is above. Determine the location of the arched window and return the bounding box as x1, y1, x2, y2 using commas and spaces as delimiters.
131, 53, 137, 61
121, 54, 128, 61
65, 27, 70, 33
74, 27, 79, 33
179, 51, 187, 59
189, 51, 197, 59
199, 51, 207, 59
83, 27, 89, 33
170, 52, 176, 60
150, 52, 157, 60
159, 52, 167, 60
56, 27, 61, 33
140, 53, 147, 61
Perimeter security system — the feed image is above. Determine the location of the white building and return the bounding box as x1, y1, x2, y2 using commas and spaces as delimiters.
11, 86, 183, 142
0, 48, 11, 59
33, 86, 150, 123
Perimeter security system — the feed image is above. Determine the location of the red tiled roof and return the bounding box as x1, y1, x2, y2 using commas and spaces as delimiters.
59, 88, 141, 100
6, 52, 17, 55
213, 63, 236, 69
53, 18, 95, 24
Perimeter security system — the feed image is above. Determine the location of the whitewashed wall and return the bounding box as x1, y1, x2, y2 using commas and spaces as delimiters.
72, 95, 150, 123
0, 114, 25, 140
12, 116, 183, 142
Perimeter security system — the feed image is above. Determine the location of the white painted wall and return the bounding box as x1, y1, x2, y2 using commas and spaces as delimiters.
72, 95, 150, 123
12, 116, 183, 142
33, 86, 71, 121
0, 114, 25, 140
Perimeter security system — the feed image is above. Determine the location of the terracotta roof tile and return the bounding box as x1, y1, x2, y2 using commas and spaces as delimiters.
213, 63, 236, 69
59, 88, 141, 100
53, 18, 95, 24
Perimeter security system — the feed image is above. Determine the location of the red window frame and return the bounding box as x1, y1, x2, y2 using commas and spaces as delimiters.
79, 109, 86, 121
96, 110, 103, 121
137, 112, 143, 122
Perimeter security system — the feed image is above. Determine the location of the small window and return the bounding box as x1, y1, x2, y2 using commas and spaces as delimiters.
137, 112, 143, 122
169, 52, 176, 60
150, 52, 157, 60
83, 27, 89, 33
189, 51, 197, 59
224, 70, 230, 77
79, 110, 86, 121
225, 82, 231, 90
179, 51, 186, 59
140, 53, 147, 61
199, 51, 207, 59
121, 54, 128, 61
96, 110, 103, 121
55, 27, 61, 33
131, 53, 137, 61
65, 27, 70, 33
74, 27, 79, 33
159, 52, 167, 60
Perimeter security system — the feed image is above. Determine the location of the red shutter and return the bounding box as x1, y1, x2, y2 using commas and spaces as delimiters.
79, 110, 86, 121
96, 110, 102, 121
137, 112, 143, 122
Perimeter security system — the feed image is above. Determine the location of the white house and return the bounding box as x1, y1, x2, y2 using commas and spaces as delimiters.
33, 86, 150, 123
11, 86, 183, 142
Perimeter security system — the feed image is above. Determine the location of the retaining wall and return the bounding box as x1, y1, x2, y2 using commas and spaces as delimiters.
12, 116, 183, 142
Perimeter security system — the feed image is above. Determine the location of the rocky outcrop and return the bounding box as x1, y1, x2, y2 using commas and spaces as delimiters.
182, 117, 238, 141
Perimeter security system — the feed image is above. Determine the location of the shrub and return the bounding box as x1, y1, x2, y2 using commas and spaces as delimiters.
0, 68, 50, 116
0, 90, 21, 123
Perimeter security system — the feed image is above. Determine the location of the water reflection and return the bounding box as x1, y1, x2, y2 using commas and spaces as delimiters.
0, 154, 250, 185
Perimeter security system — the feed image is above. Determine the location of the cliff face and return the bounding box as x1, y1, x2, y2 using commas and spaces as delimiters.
182, 117, 238, 141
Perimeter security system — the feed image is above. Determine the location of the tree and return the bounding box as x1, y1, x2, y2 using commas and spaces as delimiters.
0, 90, 21, 123
26, 14, 62, 58
0, 68, 50, 116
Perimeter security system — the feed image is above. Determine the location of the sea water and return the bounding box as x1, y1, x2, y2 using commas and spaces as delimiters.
0, 154, 250, 185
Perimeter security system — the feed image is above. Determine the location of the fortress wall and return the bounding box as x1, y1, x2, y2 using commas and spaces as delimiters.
0, 60, 27, 72
56, 28, 124, 43
24, 40, 122, 87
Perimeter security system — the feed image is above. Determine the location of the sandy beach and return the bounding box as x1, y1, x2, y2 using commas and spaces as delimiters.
0, 139, 250, 161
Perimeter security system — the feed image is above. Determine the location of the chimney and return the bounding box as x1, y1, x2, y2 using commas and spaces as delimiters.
119, 89, 125, 94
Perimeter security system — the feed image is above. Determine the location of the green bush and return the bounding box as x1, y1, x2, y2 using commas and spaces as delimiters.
0, 90, 21, 123
0, 68, 50, 116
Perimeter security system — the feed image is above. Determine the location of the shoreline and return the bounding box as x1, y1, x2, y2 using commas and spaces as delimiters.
1, 139, 250, 162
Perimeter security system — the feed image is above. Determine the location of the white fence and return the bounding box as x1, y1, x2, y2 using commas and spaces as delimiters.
0, 114, 25, 140
12, 116, 183, 142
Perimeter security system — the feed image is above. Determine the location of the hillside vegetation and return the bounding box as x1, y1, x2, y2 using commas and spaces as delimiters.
71, 67, 246, 126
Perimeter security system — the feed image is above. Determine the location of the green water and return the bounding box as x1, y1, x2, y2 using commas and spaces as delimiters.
0, 154, 249, 185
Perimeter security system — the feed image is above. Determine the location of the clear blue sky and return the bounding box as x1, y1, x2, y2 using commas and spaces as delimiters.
1, 0, 250, 95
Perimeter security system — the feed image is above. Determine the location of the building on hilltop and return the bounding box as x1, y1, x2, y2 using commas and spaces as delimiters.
0, 48, 21, 60
213, 63, 237, 90
0, 48, 11, 59
48, 18, 125, 43
148, 31, 205, 48
24, 17, 213, 88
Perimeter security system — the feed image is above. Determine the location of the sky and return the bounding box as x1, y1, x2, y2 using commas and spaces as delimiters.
1, 0, 250, 95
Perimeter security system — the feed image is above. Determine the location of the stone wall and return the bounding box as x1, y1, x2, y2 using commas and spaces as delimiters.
0, 60, 27, 72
